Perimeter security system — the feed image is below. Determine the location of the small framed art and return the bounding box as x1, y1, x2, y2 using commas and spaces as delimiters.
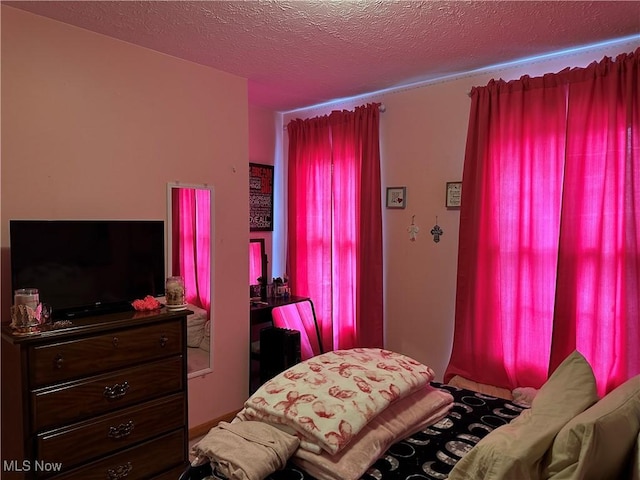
446, 181, 462, 209
386, 187, 406, 209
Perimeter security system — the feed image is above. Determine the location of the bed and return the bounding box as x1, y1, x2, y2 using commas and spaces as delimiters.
187, 348, 527, 480
187, 349, 640, 480
271, 382, 525, 480
186, 382, 525, 480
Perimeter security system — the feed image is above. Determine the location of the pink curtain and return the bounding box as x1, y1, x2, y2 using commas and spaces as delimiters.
549, 51, 640, 393
446, 49, 640, 395
249, 241, 262, 285
287, 103, 383, 352
172, 188, 211, 313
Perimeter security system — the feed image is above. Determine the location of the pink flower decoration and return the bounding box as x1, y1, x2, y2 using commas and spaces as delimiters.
131, 295, 162, 311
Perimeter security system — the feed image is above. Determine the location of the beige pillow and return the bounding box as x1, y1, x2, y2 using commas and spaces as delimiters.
543, 374, 640, 480
448, 350, 598, 480
633, 432, 640, 480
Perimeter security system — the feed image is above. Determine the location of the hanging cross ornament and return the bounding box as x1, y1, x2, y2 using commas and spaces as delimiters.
407, 215, 419, 241
430, 217, 443, 243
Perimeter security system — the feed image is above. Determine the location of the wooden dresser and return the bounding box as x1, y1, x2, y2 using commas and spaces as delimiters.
1, 309, 189, 479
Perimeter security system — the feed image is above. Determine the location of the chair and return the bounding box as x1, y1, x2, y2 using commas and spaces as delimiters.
271, 299, 323, 360
250, 299, 324, 390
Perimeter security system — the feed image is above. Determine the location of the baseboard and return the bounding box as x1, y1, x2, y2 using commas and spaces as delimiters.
189, 409, 241, 440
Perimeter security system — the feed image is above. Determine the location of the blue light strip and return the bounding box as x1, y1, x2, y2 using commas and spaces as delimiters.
283, 34, 640, 114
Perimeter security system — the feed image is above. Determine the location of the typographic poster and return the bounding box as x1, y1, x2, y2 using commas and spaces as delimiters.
249, 163, 274, 231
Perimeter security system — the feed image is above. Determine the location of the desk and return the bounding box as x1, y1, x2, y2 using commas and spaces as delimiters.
249, 295, 309, 392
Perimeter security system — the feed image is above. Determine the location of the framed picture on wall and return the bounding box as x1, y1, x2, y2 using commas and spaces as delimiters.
249, 163, 274, 231
386, 187, 407, 209
446, 181, 462, 209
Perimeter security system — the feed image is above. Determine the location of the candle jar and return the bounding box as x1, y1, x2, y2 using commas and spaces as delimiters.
165, 276, 186, 308
11, 288, 41, 335
14, 288, 39, 310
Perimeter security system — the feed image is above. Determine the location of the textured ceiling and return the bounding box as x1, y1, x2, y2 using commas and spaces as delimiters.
5, 1, 640, 112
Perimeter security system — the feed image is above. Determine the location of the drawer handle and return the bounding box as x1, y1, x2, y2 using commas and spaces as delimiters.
54, 353, 64, 369
160, 335, 169, 348
103, 381, 129, 400
107, 420, 135, 440
112, 336, 119, 347
107, 461, 132, 480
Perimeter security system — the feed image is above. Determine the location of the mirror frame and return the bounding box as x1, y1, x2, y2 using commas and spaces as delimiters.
167, 182, 215, 379
249, 238, 267, 286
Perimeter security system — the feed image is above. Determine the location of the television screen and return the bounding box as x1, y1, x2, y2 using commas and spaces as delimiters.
10, 220, 165, 319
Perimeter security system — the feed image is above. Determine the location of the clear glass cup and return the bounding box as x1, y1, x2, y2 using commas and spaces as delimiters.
40, 303, 53, 325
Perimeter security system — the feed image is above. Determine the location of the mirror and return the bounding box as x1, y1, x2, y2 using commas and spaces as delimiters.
249, 238, 266, 296
167, 183, 213, 378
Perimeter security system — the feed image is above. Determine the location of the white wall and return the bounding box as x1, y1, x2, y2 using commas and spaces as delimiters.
1, 6, 250, 428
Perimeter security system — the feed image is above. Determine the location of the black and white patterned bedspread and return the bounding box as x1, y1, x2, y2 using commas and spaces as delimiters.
246, 382, 527, 480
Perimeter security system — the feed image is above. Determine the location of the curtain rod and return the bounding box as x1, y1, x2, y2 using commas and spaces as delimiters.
283, 103, 386, 130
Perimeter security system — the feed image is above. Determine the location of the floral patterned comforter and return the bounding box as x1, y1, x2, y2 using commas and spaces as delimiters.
236, 348, 435, 455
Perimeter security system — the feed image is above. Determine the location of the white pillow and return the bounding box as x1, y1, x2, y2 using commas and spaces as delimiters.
186, 305, 208, 348
200, 320, 211, 351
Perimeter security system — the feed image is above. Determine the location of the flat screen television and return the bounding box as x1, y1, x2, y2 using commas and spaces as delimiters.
10, 220, 165, 320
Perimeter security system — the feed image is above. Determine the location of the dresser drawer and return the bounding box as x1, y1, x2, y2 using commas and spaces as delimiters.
37, 394, 185, 469
29, 320, 183, 387
154, 464, 191, 480
31, 356, 183, 431
49, 429, 186, 480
